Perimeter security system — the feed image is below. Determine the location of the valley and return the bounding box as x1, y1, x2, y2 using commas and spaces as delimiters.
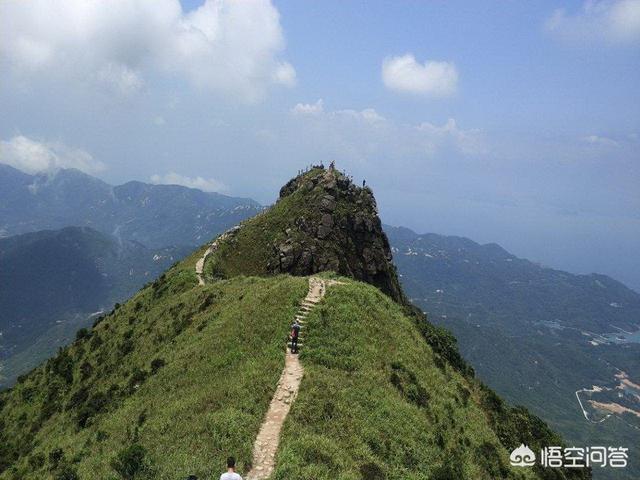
387, 226, 640, 479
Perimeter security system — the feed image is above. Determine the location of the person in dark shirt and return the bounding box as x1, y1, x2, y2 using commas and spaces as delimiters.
290, 320, 301, 353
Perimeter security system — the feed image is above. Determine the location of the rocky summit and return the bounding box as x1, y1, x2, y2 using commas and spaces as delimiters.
205, 166, 405, 303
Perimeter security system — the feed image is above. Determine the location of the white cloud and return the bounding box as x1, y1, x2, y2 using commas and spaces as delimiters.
0, 135, 105, 174
97, 63, 145, 96
546, 0, 640, 45
292, 101, 386, 123
272, 62, 297, 87
416, 119, 486, 155
291, 99, 325, 115
288, 102, 484, 163
150, 172, 227, 193
336, 108, 387, 124
0, 0, 295, 101
583, 134, 620, 147
382, 54, 458, 97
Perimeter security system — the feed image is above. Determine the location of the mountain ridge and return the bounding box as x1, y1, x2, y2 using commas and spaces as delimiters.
0, 164, 262, 247
0, 168, 589, 479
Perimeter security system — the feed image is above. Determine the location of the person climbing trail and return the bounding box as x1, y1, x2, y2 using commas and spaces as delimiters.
290, 319, 301, 353
219, 456, 242, 480
246, 278, 342, 480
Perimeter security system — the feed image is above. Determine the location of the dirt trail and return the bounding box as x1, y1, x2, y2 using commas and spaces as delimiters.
194, 247, 212, 286
194, 226, 241, 285
246, 277, 338, 480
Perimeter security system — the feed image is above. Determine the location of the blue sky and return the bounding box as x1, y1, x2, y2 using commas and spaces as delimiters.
1, 0, 639, 289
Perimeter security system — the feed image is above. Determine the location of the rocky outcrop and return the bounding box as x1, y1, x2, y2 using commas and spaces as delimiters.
269, 168, 405, 303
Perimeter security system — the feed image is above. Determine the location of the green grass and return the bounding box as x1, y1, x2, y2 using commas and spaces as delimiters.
274, 280, 536, 480
204, 170, 325, 280
0, 261, 307, 479
0, 267, 589, 479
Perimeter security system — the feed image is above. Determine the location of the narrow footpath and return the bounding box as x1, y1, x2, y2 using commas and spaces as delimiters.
194, 234, 341, 478
246, 277, 338, 480
194, 226, 241, 285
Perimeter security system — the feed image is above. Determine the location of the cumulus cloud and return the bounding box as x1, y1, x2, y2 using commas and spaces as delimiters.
150, 172, 227, 193
0, 135, 105, 174
0, 0, 295, 101
382, 54, 458, 97
546, 0, 640, 45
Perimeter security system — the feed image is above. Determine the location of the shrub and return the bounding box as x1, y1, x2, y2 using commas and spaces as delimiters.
431, 462, 466, 480
48, 349, 74, 384
150, 358, 165, 374
20, 386, 36, 403
127, 368, 149, 394
119, 339, 134, 356
359, 462, 385, 479
111, 444, 148, 479
90, 333, 103, 349
27, 452, 45, 469
67, 386, 89, 411
475, 442, 509, 478
54, 465, 79, 480
80, 361, 94, 380
38, 385, 61, 422
76, 392, 109, 428
75, 328, 91, 342
49, 448, 64, 470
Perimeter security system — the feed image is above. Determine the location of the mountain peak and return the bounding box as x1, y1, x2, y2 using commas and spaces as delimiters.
204, 165, 405, 302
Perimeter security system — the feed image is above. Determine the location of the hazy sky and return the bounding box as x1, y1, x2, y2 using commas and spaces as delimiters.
1, 0, 639, 290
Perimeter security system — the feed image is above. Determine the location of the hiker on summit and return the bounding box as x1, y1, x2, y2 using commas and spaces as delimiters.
219, 457, 242, 480
290, 319, 301, 353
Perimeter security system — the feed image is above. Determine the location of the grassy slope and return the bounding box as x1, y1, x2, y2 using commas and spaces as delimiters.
205, 169, 324, 279
0, 176, 590, 479
1, 249, 588, 479
275, 278, 538, 480
0, 247, 308, 479
1, 264, 538, 479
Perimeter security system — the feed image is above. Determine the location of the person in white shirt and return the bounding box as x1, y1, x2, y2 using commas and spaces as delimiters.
219, 456, 242, 480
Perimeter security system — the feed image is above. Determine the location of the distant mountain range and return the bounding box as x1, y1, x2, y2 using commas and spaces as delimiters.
386, 226, 640, 480
0, 226, 192, 387
0, 164, 263, 387
0, 164, 262, 247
